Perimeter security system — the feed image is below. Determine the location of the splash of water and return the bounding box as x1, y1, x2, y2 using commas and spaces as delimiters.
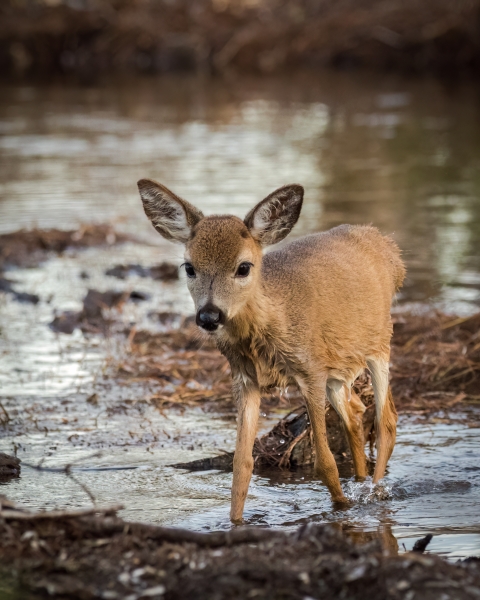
344, 478, 392, 504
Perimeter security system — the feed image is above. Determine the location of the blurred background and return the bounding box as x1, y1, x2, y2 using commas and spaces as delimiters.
2, 0, 480, 311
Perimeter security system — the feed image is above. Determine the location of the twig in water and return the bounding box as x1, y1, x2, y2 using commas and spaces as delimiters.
24, 451, 104, 506
65, 467, 97, 506
0, 401, 11, 424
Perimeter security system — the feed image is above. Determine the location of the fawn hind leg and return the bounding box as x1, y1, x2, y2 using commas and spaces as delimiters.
367, 357, 397, 483
327, 379, 368, 479
303, 376, 347, 503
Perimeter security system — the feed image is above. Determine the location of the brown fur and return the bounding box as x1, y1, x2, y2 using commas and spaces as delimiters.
138, 179, 405, 522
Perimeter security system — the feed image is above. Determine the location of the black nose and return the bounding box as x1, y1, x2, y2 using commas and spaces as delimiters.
196, 304, 225, 331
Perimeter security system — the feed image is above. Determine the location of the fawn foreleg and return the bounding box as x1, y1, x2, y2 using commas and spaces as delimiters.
230, 377, 261, 523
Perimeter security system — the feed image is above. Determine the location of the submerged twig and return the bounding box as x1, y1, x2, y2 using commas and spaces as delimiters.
0, 401, 11, 425
23, 452, 104, 506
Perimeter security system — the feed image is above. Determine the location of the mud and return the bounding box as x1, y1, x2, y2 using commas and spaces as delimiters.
106, 263, 179, 282
0, 225, 132, 271
49, 288, 147, 334
1, 501, 480, 600
2, 0, 480, 79
0, 276, 39, 304
0, 453, 21, 481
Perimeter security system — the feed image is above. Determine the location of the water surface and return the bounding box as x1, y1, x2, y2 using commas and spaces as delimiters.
2, 74, 480, 309
1, 73, 480, 561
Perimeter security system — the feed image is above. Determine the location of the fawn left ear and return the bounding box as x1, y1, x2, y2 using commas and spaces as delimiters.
244, 184, 304, 246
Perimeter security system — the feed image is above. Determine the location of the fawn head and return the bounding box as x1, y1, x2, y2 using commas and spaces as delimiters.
138, 179, 304, 333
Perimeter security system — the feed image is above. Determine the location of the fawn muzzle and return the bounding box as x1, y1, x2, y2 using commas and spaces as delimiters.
196, 304, 225, 332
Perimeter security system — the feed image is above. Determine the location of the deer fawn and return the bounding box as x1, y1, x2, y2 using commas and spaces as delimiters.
138, 179, 405, 522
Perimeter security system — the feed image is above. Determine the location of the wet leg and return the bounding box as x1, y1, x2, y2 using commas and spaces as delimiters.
367, 357, 397, 483
230, 380, 260, 523
327, 379, 368, 479
303, 375, 347, 502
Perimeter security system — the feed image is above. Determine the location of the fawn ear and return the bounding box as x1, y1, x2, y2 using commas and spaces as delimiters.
244, 184, 304, 246
138, 179, 204, 243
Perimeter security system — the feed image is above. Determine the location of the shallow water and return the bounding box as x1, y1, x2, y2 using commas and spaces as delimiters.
2, 74, 480, 310
1, 271, 479, 562
1, 73, 480, 561
2, 404, 480, 560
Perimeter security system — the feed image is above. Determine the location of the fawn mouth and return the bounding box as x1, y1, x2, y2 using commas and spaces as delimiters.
199, 322, 224, 333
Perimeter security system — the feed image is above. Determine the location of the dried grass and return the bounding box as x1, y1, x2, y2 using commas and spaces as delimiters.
120, 310, 480, 416
390, 311, 480, 412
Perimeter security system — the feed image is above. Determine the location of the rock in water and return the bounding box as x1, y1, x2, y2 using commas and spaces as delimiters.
0, 453, 21, 480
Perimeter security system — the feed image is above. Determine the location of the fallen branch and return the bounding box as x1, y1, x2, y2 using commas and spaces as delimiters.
0, 505, 123, 521
0, 499, 284, 547
79, 517, 286, 548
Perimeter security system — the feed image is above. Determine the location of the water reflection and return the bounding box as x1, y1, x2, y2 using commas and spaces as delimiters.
2, 74, 480, 309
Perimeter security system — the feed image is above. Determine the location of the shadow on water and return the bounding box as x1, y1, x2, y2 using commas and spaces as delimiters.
1, 71, 480, 562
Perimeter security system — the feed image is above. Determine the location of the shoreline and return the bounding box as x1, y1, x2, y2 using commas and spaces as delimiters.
2, 1, 480, 81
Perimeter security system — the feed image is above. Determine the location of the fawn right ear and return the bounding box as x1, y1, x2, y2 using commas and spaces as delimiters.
138, 179, 204, 243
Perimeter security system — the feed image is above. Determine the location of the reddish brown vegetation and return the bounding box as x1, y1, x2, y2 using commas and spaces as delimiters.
390, 311, 480, 411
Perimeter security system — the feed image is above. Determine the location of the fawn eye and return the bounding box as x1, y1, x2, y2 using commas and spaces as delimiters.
184, 263, 196, 278
236, 262, 252, 278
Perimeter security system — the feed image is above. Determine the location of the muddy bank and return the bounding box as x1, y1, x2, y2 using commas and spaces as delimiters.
106, 263, 178, 282
0, 453, 21, 480
0, 276, 39, 304
49, 288, 154, 334
1, 500, 479, 600
2, 0, 480, 79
